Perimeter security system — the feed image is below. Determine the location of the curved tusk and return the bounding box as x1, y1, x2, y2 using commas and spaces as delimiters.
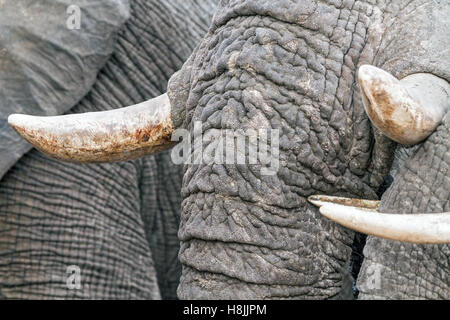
358, 65, 450, 145
8, 93, 176, 163
308, 198, 450, 244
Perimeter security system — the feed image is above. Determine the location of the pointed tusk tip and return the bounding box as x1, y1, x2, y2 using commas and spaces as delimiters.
357, 64, 373, 78
8, 113, 19, 125
8, 114, 41, 134
307, 195, 323, 207
358, 65, 391, 88
8, 114, 25, 130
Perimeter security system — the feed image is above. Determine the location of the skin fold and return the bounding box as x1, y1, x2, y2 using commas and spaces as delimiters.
0, 0, 217, 299
1, 0, 449, 300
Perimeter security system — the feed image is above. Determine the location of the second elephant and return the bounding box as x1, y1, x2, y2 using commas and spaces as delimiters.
0, 0, 218, 299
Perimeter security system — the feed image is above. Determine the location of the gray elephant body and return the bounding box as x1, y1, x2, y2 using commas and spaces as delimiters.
167, 0, 449, 299
0, 0, 217, 299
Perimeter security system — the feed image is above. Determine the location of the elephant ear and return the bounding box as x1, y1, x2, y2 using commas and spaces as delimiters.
0, 0, 130, 179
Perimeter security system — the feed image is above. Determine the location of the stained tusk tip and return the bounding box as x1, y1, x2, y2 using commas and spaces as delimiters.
8, 113, 32, 133
8, 113, 22, 127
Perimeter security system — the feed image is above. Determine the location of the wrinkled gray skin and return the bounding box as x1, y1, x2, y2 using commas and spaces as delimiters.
167, 0, 449, 299
0, 0, 217, 299
1, 0, 449, 300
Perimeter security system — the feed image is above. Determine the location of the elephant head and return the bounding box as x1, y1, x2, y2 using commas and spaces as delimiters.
7, 0, 450, 299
